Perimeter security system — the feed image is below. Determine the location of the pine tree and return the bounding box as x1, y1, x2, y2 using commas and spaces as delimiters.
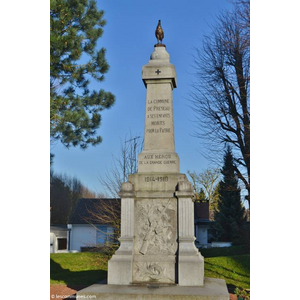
50, 0, 115, 150
214, 147, 247, 243
210, 182, 220, 211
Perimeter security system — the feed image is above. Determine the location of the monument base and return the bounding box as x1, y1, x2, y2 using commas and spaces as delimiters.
76, 277, 229, 300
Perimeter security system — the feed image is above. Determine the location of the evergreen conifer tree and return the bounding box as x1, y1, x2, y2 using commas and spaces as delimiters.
50, 0, 115, 149
214, 147, 247, 243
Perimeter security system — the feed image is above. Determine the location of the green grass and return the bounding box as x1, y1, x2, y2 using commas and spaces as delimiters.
50, 252, 108, 285
205, 254, 250, 290
50, 251, 250, 291
200, 245, 250, 258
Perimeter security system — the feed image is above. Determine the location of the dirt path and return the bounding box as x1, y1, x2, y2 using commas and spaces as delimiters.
50, 285, 87, 299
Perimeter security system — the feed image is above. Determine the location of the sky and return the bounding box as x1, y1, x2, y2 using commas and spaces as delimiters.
51, 0, 236, 197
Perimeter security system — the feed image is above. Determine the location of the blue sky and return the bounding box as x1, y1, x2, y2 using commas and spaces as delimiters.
51, 0, 235, 196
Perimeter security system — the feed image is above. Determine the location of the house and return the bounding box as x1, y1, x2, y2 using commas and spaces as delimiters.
50, 224, 69, 253
194, 200, 211, 247
68, 198, 120, 252
50, 207, 70, 253
194, 201, 250, 248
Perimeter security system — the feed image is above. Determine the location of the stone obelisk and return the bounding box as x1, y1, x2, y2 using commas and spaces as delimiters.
108, 31, 204, 287
77, 20, 230, 300
137, 45, 179, 174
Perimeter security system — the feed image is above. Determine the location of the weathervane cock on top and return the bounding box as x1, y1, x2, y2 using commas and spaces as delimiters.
155, 20, 165, 47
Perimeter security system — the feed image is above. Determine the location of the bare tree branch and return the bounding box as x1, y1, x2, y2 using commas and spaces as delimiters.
98, 132, 143, 198
190, 2, 250, 206
84, 198, 121, 256
188, 168, 221, 210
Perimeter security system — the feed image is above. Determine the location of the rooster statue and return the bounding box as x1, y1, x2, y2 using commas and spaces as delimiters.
155, 20, 165, 46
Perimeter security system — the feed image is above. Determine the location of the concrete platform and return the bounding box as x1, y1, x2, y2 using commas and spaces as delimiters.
76, 277, 229, 299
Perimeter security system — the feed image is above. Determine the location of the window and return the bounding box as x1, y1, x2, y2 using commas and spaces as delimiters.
57, 238, 67, 250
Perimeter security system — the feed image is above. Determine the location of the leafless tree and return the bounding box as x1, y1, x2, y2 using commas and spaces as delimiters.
83, 133, 143, 254
188, 168, 220, 210
50, 170, 98, 224
98, 132, 143, 198
235, 0, 250, 41
85, 198, 121, 256
190, 1, 250, 207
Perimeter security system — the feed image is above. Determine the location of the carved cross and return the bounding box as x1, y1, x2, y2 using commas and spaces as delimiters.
155, 69, 161, 75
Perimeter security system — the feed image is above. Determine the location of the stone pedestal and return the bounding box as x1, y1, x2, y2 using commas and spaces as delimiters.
78, 45, 229, 299
108, 182, 134, 285
77, 278, 229, 300
130, 173, 179, 285
176, 181, 204, 286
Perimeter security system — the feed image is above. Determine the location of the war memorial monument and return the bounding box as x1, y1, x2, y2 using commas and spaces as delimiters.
77, 21, 229, 300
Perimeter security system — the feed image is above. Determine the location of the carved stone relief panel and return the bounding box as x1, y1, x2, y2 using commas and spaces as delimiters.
134, 198, 177, 256
133, 261, 174, 283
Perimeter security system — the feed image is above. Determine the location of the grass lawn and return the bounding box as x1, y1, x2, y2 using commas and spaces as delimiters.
50, 250, 250, 291
205, 254, 250, 290
50, 252, 108, 286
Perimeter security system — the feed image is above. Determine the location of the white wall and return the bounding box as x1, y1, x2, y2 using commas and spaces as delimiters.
70, 224, 97, 251
50, 232, 56, 253
211, 242, 232, 248
195, 225, 209, 245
